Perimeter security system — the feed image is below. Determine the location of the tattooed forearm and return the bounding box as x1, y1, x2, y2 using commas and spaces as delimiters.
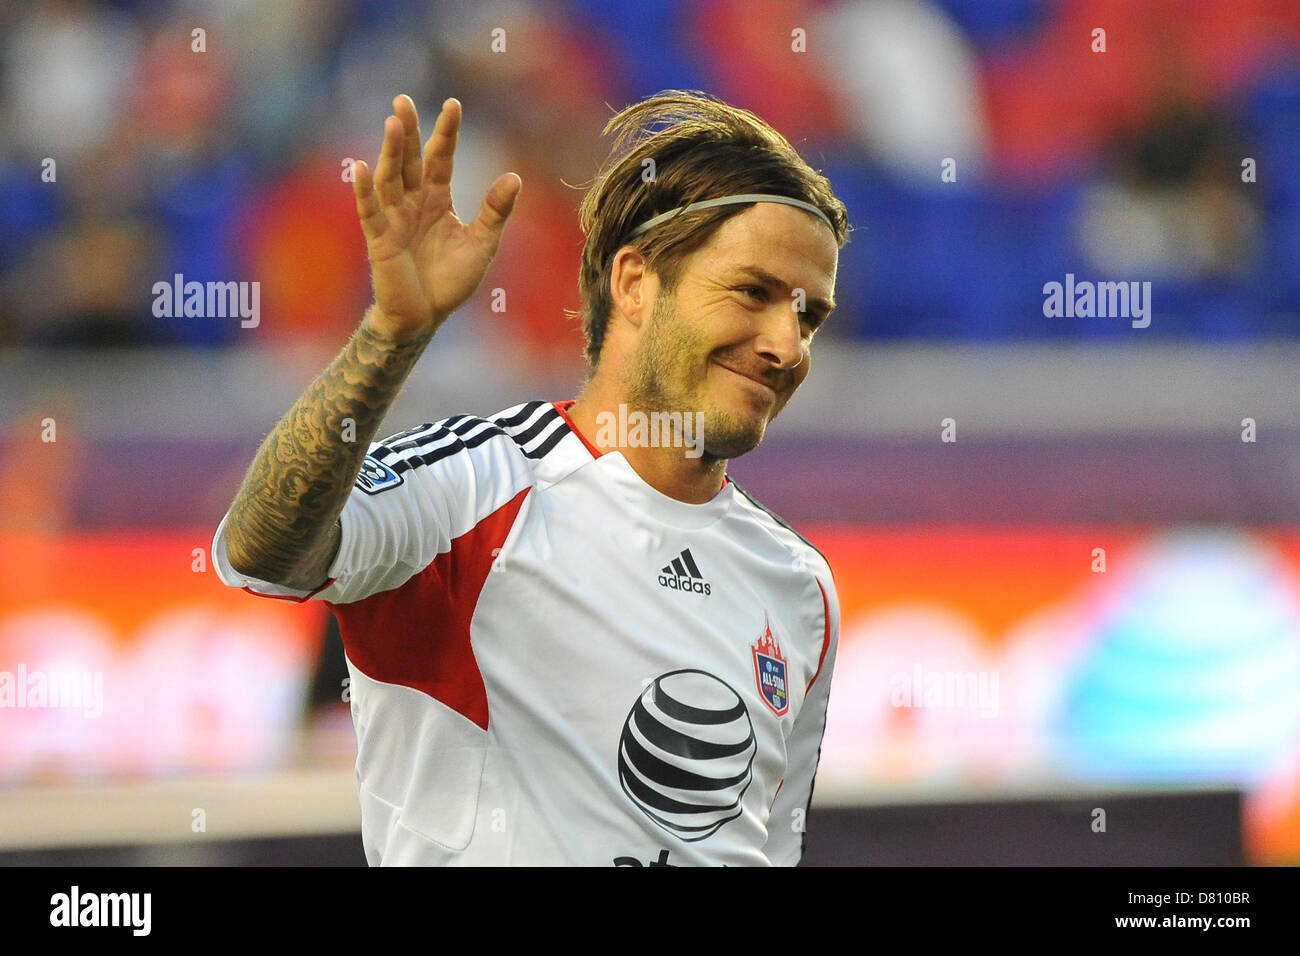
224, 310, 434, 589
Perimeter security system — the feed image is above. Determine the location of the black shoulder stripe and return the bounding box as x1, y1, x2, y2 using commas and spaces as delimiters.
372, 422, 441, 459
375, 414, 504, 463
512, 407, 561, 446
387, 422, 506, 476
523, 419, 569, 459
727, 477, 830, 571
374, 401, 568, 475
450, 416, 493, 437
494, 400, 548, 429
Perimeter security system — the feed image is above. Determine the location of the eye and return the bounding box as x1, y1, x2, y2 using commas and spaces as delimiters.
739, 285, 768, 301
801, 312, 826, 334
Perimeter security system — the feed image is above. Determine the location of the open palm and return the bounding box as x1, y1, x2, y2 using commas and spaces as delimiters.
352, 95, 521, 340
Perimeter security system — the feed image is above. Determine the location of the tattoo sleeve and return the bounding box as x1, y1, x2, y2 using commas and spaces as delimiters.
223, 313, 434, 590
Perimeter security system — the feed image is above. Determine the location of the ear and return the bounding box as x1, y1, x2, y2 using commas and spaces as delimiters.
609, 246, 650, 330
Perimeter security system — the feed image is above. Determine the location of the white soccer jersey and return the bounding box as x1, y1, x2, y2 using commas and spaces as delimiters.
212, 400, 838, 866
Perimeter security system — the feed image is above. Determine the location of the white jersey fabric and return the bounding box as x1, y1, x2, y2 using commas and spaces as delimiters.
212, 400, 838, 866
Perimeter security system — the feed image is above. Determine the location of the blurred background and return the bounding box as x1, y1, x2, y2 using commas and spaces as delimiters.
1, 0, 1298, 865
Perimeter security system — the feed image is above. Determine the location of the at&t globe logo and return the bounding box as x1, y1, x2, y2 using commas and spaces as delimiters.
617, 670, 756, 842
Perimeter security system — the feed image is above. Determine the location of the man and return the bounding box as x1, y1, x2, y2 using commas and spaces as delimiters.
213, 89, 850, 865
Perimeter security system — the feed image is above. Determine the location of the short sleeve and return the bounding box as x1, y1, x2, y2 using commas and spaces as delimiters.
762, 567, 839, 866
212, 417, 535, 605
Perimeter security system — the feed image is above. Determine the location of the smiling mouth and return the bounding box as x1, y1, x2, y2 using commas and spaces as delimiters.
715, 361, 778, 397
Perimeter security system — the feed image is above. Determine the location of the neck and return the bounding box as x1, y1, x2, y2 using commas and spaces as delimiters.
566, 383, 727, 504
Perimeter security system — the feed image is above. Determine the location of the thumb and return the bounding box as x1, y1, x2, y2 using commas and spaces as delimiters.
471, 172, 521, 244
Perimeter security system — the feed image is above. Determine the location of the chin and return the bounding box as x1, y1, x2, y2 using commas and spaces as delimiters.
699, 407, 768, 460
690, 371, 787, 459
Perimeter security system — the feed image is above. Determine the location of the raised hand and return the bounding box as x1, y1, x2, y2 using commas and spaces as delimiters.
352, 95, 521, 342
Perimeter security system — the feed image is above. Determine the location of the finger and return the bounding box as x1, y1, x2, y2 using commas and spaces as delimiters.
423, 98, 461, 188
393, 94, 423, 192
373, 115, 405, 206
469, 172, 521, 246
351, 160, 387, 241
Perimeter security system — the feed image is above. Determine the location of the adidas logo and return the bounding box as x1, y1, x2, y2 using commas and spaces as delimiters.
657, 548, 711, 595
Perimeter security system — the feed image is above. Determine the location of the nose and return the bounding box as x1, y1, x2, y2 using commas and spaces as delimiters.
754, 304, 806, 371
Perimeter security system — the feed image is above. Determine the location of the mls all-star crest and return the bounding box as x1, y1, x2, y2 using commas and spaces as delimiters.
751, 614, 789, 717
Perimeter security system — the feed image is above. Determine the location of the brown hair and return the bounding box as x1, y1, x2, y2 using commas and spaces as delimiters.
572, 90, 850, 367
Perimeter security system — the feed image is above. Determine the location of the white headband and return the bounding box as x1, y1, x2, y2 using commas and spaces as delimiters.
623, 193, 834, 242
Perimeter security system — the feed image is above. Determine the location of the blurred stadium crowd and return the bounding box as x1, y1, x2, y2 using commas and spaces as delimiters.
2, 0, 1299, 358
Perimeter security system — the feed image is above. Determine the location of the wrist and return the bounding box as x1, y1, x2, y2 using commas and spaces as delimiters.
361, 306, 443, 347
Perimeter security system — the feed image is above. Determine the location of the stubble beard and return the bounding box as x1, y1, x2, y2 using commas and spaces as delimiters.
624, 290, 771, 463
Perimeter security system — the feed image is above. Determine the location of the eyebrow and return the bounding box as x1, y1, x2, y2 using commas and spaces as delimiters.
731, 265, 836, 320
